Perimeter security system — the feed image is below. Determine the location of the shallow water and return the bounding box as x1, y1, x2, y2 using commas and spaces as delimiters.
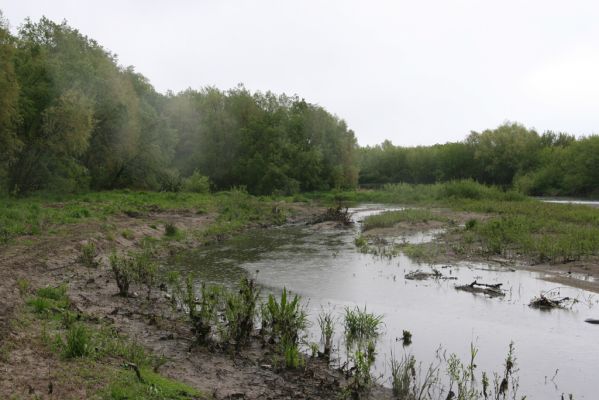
172, 204, 599, 399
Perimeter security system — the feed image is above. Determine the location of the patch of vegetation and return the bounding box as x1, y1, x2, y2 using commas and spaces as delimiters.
342, 306, 384, 397
80, 241, 99, 267
182, 170, 211, 194
222, 277, 261, 351
27, 285, 69, 315
110, 253, 136, 296
262, 287, 308, 353
164, 222, 178, 237
317, 307, 337, 358
103, 366, 202, 400
121, 229, 135, 240
62, 323, 92, 358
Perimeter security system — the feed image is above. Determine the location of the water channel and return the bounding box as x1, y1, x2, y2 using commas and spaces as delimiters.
170, 204, 599, 399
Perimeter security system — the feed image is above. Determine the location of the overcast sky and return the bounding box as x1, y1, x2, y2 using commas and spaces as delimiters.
1, 1, 598, 146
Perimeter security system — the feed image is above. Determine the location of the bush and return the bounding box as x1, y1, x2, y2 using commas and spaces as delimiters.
109, 253, 135, 296
182, 170, 210, 193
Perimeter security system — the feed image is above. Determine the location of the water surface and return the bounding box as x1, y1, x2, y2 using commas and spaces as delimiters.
172, 204, 599, 399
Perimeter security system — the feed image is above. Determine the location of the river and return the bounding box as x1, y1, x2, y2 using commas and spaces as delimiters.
170, 204, 599, 399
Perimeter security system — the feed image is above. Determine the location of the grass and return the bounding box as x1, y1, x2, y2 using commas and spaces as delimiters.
14, 280, 206, 399
343, 306, 383, 347
103, 366, 202, 400
0, 188, 284, 245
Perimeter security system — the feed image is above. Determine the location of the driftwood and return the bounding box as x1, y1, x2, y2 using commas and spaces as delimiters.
529, 294, 577, 309
405, 269, 441, 280
310, 206, 353, 225
455, 280, 505, 297
405, 269, 457, 281
584, 318, 599, 325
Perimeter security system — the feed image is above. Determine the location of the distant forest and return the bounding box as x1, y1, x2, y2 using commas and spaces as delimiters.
1, 14, 597, 197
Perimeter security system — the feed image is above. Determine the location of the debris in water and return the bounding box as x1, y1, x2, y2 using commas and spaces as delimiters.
455, 280, 505, 297
310, 206, 353, 226
529, 289, 578, 309
584, 318, 599, 324
405, 269, 457, 281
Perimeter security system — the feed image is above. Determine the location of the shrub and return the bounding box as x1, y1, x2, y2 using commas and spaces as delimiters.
110, 253, 135, 296
182, 170, 210, 193
133, 251, 157, 299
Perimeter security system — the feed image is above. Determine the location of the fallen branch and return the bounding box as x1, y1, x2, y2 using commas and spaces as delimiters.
455, 280, 505, 297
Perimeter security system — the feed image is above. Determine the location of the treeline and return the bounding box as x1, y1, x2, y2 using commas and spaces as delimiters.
2, 14, 597, 198
359, 123, 599, 197
0, 14, 358, 195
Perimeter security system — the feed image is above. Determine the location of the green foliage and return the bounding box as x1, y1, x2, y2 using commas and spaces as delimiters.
283, 341, 304, 369
341, 306, 384, 397
182, 170, 210, 193
262, 287, 307, 349
390, 353, 417, 398
80, 241, 98, 267
164, 222, 178, 237
343, 306, 383, 348
317, 308, 337, 357
185, 279, 222, 344
222, 277, 261, 351
109, 253, 135, 296
104, 366, 201, 400
28, 284, 69, 315
63, 323, 92, 358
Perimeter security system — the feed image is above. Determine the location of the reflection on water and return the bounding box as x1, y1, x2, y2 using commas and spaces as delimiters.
170, 205, 599, 399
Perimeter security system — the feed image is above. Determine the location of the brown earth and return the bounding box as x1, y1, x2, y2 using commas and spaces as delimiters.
0, 205, 392, 399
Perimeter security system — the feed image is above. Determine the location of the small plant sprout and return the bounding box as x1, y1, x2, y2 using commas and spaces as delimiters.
318, 306, 337, 358
164, 222, 178, 237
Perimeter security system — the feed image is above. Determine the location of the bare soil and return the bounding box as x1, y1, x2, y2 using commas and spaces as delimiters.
0, 205, 392, 399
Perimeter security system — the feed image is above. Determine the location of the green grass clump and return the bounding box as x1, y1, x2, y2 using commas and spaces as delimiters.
80, 241, 99, 267
103, 366, 202, 400
27, 285, 70, 314
343, 306, 383, 346
63, 323, 92, 358
262, 287, 307, 351
164, 222, 178, 237
362, 209, 445, 231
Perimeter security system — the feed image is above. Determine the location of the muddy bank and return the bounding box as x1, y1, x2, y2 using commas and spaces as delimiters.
0, 203, 392, 399
358, 207, 599, 294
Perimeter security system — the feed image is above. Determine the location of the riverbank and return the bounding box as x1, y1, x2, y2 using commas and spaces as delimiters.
2, 184, 598, 398
356, 203, 599, 293
1, 191, 394, 399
